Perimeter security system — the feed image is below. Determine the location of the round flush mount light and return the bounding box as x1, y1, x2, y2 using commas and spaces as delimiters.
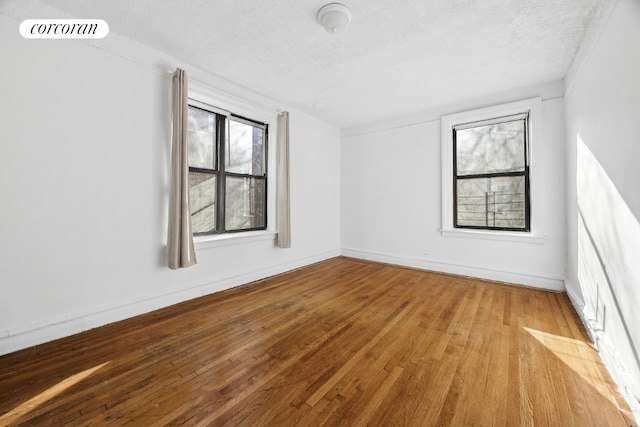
317, 3, 351, 33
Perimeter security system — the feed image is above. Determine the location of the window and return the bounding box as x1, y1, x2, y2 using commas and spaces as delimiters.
441, 98, 543, 242
187, 101, 267, 235
453, 113, 529, 231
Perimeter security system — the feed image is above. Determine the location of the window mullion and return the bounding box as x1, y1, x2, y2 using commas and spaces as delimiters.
226, 172, 265, 179
216, 115, 227, 233
456, 171, 526, 180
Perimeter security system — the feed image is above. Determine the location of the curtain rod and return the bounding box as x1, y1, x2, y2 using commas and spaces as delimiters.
173, 69, 284, 116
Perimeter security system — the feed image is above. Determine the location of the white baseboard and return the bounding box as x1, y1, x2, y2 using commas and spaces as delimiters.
0, 250, 340, 356
340, 248, 565, 291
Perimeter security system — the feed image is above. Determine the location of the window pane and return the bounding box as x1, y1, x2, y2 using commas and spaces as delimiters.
225, 177, 266, 230
227, 119, 265, 175
189, 172, 216, 233
187, 106, 216, 169
456, 119, 525, 176
456, 176, 526, 228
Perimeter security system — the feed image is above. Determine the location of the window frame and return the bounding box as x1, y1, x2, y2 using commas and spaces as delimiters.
452, 113, 530, 232
187, 80, 278, 245
440, 98, 545, 244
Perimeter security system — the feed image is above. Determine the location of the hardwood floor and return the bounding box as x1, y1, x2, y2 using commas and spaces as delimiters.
0, 257, 635, 426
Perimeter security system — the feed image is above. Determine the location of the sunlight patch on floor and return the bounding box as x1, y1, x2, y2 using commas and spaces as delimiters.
0, 361, 110, 424
524, 327, 613, 399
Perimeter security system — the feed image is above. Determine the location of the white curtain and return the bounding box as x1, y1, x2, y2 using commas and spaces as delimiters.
277, 111, 291, 248
167, 68, 197, 269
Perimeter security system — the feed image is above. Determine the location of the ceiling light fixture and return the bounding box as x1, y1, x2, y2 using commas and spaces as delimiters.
317, 3, 351, 34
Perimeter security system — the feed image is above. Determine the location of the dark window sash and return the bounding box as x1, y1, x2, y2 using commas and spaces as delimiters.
187, 102, 268, 236
452, 118, 531, 232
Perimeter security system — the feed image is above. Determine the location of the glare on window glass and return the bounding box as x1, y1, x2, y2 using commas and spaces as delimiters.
227, 120, 265, 175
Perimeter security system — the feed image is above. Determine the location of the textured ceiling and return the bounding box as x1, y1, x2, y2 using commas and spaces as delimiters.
4, 0, 601, 128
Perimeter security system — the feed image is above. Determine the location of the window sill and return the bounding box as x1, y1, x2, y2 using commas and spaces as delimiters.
441, 228, 547, 244
195, 230, 277, 250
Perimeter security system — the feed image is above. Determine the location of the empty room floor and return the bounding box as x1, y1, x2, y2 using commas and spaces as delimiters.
0, 257, 635, 426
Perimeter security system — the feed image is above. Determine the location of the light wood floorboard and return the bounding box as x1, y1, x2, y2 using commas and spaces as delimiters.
0, 257, 635, 426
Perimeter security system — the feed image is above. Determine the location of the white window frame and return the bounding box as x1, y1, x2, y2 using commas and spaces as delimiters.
440, 98, 546, 244
187, 80, 279, 248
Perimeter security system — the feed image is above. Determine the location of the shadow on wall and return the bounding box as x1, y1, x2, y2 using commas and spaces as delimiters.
576, 134, 640, 409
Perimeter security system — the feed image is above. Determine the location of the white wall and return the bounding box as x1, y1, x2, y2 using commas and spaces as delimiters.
341, 84, 567, 290
0, 12, 341, 355
565, 0, 640, 417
